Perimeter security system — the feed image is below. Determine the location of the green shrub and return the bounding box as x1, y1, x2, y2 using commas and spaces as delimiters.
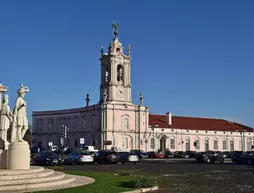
131, 176, 158, 188
116, 170, 134, 176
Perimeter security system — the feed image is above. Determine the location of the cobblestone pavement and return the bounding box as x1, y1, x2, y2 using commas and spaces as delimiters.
62, 159, 254, 193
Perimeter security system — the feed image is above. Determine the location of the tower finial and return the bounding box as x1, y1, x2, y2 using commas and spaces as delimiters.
112, 20, 118, 38
128, 45, 131, 56
140, 92, 144, 106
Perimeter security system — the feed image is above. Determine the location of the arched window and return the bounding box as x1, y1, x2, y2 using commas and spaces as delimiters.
230, 140, 234, 151
122, 137, 128, 149
117, 65, 123, 82
223, 139, 227, 150
195, 139, 200, 150
214, 139, 218, 150
170, 138, 175, 149
247, 138, 252, 151
186, 139, 190, 151
205, 139, 209, 151
122, 115, 129, 130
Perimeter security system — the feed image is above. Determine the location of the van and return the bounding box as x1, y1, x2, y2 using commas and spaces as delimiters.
83, 146, 99, 152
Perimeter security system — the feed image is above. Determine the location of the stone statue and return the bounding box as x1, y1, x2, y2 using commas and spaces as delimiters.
10, 84, 29, 143
105, 70, 108, 83
0, 95, 13, 144
103, 88, 107, 104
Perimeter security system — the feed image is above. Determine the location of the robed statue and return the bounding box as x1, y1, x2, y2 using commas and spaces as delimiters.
0, 95, 13, 144
10, 84, 30, 143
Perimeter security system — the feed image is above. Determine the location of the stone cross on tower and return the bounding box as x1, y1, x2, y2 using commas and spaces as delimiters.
112, 20, 118, 38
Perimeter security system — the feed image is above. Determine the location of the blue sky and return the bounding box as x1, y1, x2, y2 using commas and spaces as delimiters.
0, 0, 253, 127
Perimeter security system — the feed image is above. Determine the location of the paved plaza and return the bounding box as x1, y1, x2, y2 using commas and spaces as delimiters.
62, 159, 254, 193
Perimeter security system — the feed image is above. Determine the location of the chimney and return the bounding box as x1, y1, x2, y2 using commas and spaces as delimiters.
166, 112, 172, 125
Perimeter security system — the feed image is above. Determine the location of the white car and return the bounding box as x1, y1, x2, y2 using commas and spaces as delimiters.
83, 146, 99, 152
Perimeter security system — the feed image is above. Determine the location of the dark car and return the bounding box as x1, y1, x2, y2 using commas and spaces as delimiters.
94, 150, 120, 164
130, 150, 148, 159
195, 151, 224, 163
234, 151, 254, 165
32, 152, 62, 166
173, 151, 189, 158
164, 151, 173, 158
231, 151, 243, 163
147, 151, 157, 158
118, 152, 139, 164
185, 151, 196, 158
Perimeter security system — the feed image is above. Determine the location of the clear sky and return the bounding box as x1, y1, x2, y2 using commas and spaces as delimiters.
0, 0, 253, 127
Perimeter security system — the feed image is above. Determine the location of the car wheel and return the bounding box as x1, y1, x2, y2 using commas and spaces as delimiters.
133, 162, 137, 164
207, 158, 211, 163
73, 160, 77, 165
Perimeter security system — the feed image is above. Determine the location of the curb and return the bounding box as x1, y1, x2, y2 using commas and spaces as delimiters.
120, 186, 158, 193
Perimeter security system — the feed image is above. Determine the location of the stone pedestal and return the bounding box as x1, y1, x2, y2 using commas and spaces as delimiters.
8, 141, 30, 170
0, 141, 9, 169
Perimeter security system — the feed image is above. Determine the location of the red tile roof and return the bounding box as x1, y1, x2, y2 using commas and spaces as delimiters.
149, 114, 253, 132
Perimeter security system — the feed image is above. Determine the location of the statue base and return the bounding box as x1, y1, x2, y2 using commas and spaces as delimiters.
8, 141, 30, 170
0, 141, 9, 169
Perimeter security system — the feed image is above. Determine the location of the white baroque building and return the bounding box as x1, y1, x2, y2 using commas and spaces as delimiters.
32, 24, 253, 152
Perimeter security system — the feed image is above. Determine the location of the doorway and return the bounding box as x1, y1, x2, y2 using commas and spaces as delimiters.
160, 136, 166, 152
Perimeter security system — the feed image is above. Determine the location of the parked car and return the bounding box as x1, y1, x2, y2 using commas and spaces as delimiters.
164, 151, 173, 158
83, 146, 99, 152
173, 151, 189, 158
147, 151, 157, 158
31, 151, 62, 166
94, 150, 120, 164
130, 150, 148, 159
231, 151, 243, 163
155, 152, 165, 158
235, 151, 254, 165
118, 152, 139, 164
64, 151, 94, 165
195, 151, 224, 163
185, 151, 196, 158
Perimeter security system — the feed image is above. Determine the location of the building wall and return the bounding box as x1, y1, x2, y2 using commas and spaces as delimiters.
32, 105, 102, 149
146, 127, 254, 152
103, 103, 149, 151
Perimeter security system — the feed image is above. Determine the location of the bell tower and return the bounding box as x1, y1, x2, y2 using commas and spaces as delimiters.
99, 22, 132, 103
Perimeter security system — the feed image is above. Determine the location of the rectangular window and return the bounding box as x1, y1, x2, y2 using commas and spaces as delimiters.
223, 140, 227, 150
214, 140, 218, 150
170, 139, 175, 149
123, 118, 129, 129
92, 115, 96, 129
150, 138, 155, 149
82, 117, 86, 130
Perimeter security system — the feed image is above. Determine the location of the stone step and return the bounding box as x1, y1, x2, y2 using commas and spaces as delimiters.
0, 171, 65, 186
0, 169, 54, 180
0, 175, 75, 192
0, 166, 44, 176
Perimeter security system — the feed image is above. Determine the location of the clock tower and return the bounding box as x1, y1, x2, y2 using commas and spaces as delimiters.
99, 22, 132, 103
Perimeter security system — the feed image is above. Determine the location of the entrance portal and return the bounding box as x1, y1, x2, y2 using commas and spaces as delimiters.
160, 136, 166, 152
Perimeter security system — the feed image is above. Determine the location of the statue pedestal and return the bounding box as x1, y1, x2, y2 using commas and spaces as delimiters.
8, 141, 30, 170
0, 141, 9, 169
